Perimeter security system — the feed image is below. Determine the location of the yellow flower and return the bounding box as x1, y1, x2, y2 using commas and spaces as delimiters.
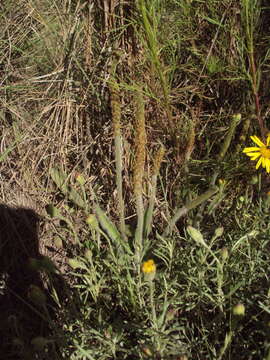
75, 173, 86, 185
218, 179, 226, 185
142, 259, 156, 281
233, 303, 245, 316
142, 259, 156, 274
243, 135, 270, 173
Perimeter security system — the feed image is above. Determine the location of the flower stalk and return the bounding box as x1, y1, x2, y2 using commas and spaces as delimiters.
144, 144, 165, 239
110, 80, 127, 242
134, 88, 146, 264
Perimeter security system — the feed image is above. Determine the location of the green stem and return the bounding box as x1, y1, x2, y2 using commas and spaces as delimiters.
217, 331, 233, 360
149, 281, 157, 326
218, 114, 241, 162
144, 174, 157, 239
135, 194, 144, 264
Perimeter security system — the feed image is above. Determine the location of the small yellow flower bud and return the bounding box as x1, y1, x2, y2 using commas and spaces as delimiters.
84, 249, 92, 261
187, 226, 204, 244
142, 259, 156, 281
76, 173, 86, 186
220, 247, 229, 261
214, 227, 224, 238
68, 258, 85, 270
218, 179, 226, 186
166, 308, 177, 322
86, 214, 99, 230
142, 259, 156, 274
233, 113, 241, 122
233, 303, 245, 316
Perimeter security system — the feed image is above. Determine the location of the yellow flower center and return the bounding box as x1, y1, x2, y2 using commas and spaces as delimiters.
142, 259, 156, 274
260, 147, 270, 159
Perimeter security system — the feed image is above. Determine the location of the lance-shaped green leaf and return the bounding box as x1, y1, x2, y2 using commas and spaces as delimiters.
68, 187, 85, 209
94, 203, 132, 255
50, 167, 85, 208
187, 226, 204, 244
46, 204, 61, 218
50, 167, 69, 194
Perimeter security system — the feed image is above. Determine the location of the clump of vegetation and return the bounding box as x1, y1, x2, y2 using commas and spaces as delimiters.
0, 0, 270, 359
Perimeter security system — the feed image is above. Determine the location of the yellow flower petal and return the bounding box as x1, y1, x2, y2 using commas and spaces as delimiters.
268, 161, 270, 173
142, 259, 156, 274
250, 153, 261, 160
243, 147, 260, 153
245, 152, 260, 158
251, 135, 265, 147
243, 134, 270, 173
266, 160, 270, 173
256, 157, 262, 169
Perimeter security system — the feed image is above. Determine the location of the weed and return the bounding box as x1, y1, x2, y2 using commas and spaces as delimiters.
0, 0, 270, 359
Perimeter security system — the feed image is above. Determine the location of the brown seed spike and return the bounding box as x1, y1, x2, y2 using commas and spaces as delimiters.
133, 89, 146, 197
152, 144, 165, 176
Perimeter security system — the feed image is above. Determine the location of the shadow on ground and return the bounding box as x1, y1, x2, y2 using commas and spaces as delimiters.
0, 204, 66, 360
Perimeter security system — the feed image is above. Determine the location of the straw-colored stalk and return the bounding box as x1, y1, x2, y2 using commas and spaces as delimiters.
133, 89, 146, 263
184, 120, 195, 172
144, 144, 165, 238
110, 81, 127, 242
84, 3, 93, 70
